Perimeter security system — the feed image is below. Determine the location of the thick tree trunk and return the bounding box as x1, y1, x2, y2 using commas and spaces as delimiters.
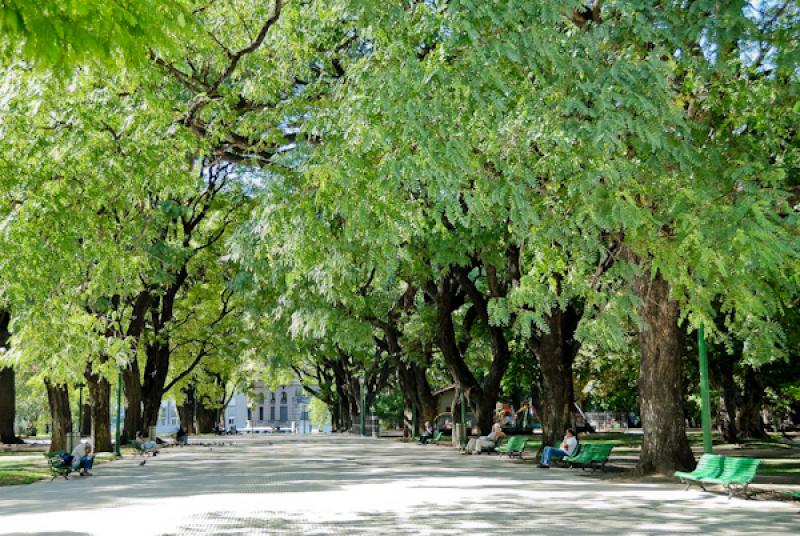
737, 367, 767, 439
122, 366, 143, 443
196, 402, 216, 433
413, 364, 437, 426
178, 386, 196, 434
87, 374, 112, 452
0, 367, 22, 444
0, 311, 21, 444
709, 349, 739, 443
633, 270, 695, 474
529, 305, 579, 448
141, 389, 164, 431
80, 402, 92, 437
45, 380, 72, 453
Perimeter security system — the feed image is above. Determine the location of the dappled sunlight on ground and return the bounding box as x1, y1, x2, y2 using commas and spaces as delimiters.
0, 435, 796, 535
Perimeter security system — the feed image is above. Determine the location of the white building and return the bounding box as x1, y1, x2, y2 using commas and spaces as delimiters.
224, 380, 312, 432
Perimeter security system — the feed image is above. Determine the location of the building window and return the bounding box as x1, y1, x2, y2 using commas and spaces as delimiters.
271, 393, 276, 402
281, 391, 287, 403
247, 408, 252, 421
270, 405, 275, 421
280, 405, 288, 422
259, 406, 264, 421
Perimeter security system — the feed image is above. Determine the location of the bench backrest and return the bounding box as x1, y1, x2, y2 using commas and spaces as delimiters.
721, 457, 761, 483
567, 444, 594, 462
507, 436, 526, 451
693, 454, 724, 477
590, 444, 613, 461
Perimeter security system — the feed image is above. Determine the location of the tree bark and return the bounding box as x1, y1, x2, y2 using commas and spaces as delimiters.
528, 304, 580, 448
45, 380, 72, 453
737, 366, 767, 439
633, 269, 695, 474
87, 373, 112, 452
196, 402, 216, 433
122, 365, 143, 443
709, 347, 739, 443
178, 385, 196, 434
0, 311, 21, 444
0, 367, 22, 444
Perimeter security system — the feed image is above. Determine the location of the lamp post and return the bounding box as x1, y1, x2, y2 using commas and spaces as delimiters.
698, 325, 713, 454
114, 368, 122, 456
360, 378, 366, 437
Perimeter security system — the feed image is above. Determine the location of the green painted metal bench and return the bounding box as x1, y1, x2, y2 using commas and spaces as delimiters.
703, 457, 761, 499
495, 436, 526, 458
674, 455, 760, 499
588, 444, 614, 472
430, 431, 443, 444
674, 453, 724, 490
562, 444, 594, 468
45, 451, 73, 480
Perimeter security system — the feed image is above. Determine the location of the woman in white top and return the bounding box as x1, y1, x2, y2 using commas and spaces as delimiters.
538, 428, 579, 468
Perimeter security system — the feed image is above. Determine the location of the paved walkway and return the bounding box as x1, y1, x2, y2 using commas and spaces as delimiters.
0, 435, 796, 535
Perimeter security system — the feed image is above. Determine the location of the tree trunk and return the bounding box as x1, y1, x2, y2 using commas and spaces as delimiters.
80, 402, 92, 437
0, 311, 21, 444
141, 389, 164, 431
633, 270, 695, 474
737, 367, 767, 439
413, 364, 437, 426
45, 380, 72, 453
0, 367, 22, 444
529, 305, 579, 448
178, 386, 196, 434
709, 348, 739, 443
87, 374, 112, 452
122, 366, 143, 443
196, 402, 216, 433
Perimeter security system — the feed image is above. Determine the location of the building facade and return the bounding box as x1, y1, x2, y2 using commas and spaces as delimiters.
224, 380, 311, 432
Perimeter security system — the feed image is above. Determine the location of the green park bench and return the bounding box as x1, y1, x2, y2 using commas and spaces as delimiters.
561, 444, 614, 471
588, 444, 614, 472
45, 451, 73, 480
430, 431, 443, 444
495, 436, 526, 458
562, 444, 594, 468
674, 454, 760, 499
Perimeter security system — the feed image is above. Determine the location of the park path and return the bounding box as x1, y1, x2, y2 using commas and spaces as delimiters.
0, 435, 796, 535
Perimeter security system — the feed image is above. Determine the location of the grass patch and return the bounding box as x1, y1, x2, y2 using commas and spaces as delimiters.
0, 457, 50, 486
0, 451, 120, 486
759, 465, 800, 474
0, 469, 50, 485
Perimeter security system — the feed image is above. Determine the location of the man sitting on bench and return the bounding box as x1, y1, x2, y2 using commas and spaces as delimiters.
538, 428, 578, 468
137, 432, 159, 454
71, 439, 95, 476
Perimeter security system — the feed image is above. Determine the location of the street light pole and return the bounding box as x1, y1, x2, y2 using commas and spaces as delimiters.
114, 367, 122, 456
698, 325, 713, 454
360, 379, 366, 437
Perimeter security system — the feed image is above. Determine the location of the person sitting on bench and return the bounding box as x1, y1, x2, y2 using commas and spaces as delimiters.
137, 432, 158, 453
176, 427, 189, 446
463, 420, 505, 454
538, 428, 579, 468
71, 439, 95, 476
420, 421, 435, 444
